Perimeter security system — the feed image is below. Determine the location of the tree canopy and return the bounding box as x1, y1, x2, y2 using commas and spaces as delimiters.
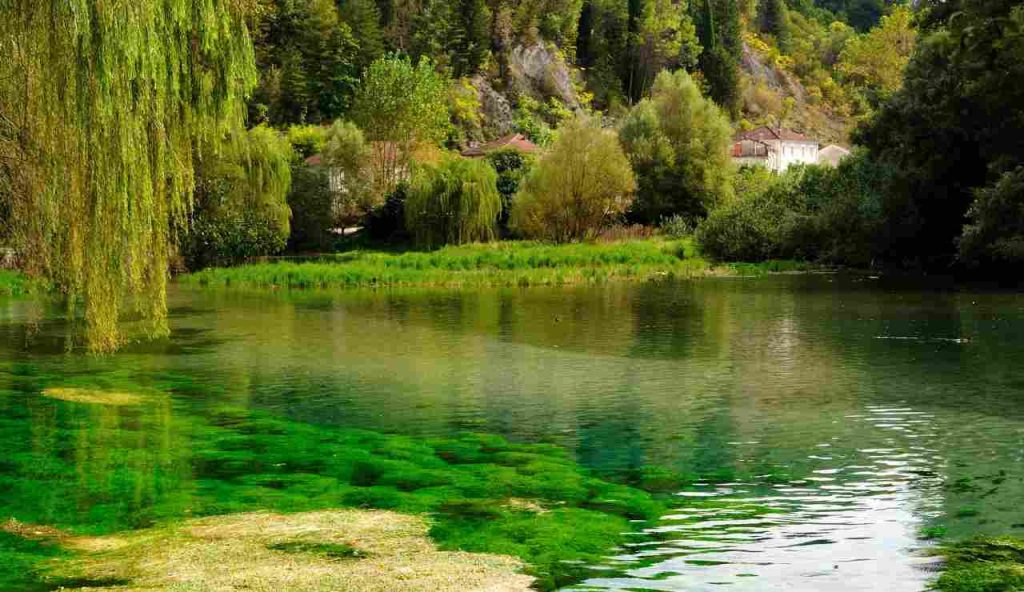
511, 116, 636, 241
620, 70, 733, 224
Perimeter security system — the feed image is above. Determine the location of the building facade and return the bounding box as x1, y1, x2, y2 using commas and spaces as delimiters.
731, 127, 820, 173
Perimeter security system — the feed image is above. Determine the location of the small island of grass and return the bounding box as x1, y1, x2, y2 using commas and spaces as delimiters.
180, 239, 811, 291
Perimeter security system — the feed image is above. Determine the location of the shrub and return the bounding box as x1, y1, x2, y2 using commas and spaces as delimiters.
404, 158, 502, 247
696, 171, 801, 262
658, 214, 693, 238
697, 154, 889, 265
959, 166, 1024, 271
365, 184, 409, 242
286, 125, 329, 160
286, 164, 336, 253
511, 116, 636, 242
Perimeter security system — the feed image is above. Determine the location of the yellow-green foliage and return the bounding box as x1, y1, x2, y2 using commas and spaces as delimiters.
184, 126, 294, 269
511, 117, 636, 242
620, 70, 733, 223
0, 0, 256, 351
838, 6, 917, 100
405, 158, 502, 247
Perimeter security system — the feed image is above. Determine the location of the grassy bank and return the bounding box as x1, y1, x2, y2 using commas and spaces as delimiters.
935, 538, 1024, 591
181, 239, 811, 290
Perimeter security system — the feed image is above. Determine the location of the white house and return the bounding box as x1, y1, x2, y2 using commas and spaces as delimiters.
731, 126, 819, 173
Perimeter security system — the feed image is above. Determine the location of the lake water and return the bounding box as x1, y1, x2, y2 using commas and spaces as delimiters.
1, 274, 1022, 590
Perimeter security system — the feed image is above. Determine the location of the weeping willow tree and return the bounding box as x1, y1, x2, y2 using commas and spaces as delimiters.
404, 158, 501, 248
184, 126, 293, 270
0, 1, 257, 351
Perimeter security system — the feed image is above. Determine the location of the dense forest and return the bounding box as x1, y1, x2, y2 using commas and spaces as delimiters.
1, 0, 1022, 349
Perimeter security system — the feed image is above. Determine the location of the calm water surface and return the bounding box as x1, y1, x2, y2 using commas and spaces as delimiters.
1, 274, 1022, 590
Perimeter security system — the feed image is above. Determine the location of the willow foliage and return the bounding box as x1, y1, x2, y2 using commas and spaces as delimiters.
0, 0, 257, 351
405, 158, 501, 248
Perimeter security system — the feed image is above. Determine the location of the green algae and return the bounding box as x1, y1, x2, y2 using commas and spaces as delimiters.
934, 538, 1024, 592
0, 380, 669, 590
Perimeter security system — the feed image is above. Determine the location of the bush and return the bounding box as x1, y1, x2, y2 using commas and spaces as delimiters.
511, 116, 636, 242
286, 164, 337, 253
286, 125, 329, 160
658, 214, 693, 238
365, 184, 409, 242
959, 166, 1024, 271
696, 171, 801, 262
184, 126, 293, 269
697, 154, 889, 266
404, 158, 502, 247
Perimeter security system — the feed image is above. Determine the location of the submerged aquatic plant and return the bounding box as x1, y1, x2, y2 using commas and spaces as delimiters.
0, 378, 669, 590
935, 537, 1024, 592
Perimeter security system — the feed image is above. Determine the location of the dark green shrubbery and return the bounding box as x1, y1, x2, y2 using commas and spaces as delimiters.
959, 166, 1024, 272
365, 184, 409, 243
286, 163, 337, 253
698, 153, 891, 267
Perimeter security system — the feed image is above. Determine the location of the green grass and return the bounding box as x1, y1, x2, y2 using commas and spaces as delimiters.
934, 538, 1024, 592
180, 239, 811, 291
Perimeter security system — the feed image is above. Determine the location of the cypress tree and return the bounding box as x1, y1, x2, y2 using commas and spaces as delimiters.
761, 0, 791, 51
696, 0, 740, 116
450, 0, 492, 77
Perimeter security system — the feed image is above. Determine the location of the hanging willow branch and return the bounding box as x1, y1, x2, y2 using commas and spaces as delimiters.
0, 0, 257, 351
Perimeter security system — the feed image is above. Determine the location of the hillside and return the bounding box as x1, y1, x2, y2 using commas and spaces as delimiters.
248, 0, 915, 147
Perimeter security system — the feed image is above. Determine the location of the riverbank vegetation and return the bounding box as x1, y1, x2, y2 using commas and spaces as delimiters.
0, 271, 28, 296
181, 239, 746, 290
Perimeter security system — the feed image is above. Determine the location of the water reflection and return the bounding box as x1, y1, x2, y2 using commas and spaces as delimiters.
0, 275, 1022, 590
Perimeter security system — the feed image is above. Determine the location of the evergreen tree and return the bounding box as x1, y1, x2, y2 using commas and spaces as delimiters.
696, 0, 740, 115
250, 0, 360, 125
339, 0, 386, 70
761, 0, 791, 52
450, 0, 492, 77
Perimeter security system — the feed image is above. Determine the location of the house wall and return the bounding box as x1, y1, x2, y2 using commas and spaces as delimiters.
775, 140, 819, 172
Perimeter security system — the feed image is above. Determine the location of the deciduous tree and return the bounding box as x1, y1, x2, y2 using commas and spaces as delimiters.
511, 117, 636, 241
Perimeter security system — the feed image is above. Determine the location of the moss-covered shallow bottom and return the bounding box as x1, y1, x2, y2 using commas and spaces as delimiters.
0, 390, 670, 591
935, 538, 1024, 592
10, 510, 533, 591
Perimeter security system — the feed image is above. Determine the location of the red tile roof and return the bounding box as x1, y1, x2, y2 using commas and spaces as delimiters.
461, 134, 540, 157
734, 126, 814, 143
